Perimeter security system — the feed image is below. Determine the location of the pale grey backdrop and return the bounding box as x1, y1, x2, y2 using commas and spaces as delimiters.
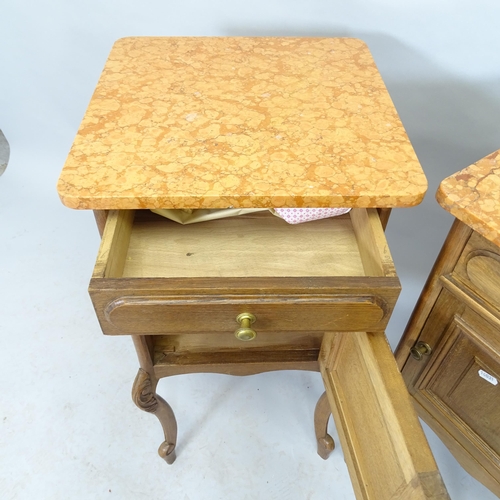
1, 1, 499, 499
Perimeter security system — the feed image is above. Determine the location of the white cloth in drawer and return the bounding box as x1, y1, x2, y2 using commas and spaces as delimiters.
151, 207, 350, 225
272, 208, 351, 224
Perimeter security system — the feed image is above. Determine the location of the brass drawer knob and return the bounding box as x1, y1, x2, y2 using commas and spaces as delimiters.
235, 313, 257, 341
410, 341, 432, 361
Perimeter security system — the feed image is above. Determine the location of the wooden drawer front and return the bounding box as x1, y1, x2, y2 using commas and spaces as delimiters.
89, 209, 400, 336
454, 231, 500, 309
101, 294, 385, 335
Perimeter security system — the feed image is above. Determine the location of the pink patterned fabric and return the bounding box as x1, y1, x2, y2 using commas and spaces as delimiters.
274, 208, 351, 224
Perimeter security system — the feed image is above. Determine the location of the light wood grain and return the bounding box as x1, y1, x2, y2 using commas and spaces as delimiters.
154, 355, 319, 378
93, 210, 109, 238
454, 230, 500, 308
132, 335, 178, 464
104, 294, 386, 335
122, 211, 365, 278
395, 219, 472, 368
93, 210, 134, 278
377, 208, 392, 231
408, 301, 500, 497
440, 276, 500, 331
416, 313, 500, 459
400, 290, 466, 392
89, 205, 415, 486
314, 391, 335, 460
413, 399, 500, 497
350, 208, 397, 277
399, 217, 500, 497
89, 209, 400, 340
466, 254, 500, 304
89, 275, 401, 337
153, 331, 323, 355
320, 331, 449, 499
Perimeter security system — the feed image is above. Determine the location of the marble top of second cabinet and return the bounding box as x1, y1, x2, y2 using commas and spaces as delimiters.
57, 37, 427, 210
437, 149, 500, 246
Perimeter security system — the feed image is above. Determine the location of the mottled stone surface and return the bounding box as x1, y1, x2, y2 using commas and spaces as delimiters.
0, 130, 9, 176
437, 150, 500, 246
57, 37, 427, 210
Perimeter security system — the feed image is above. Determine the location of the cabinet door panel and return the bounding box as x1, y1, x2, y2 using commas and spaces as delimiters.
401, 290, 465, 391
399, 222, 500, 496
319, 331, 449, 499
416, 311, 500, 463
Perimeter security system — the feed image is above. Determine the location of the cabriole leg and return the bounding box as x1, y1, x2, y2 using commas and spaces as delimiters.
131, 335, 178, 464
132, 368, 178, 464
314, 391, 335, 460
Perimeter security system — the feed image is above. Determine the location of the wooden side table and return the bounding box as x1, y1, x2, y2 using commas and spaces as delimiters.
58, 37, 449, 499
396, 150, 500, 497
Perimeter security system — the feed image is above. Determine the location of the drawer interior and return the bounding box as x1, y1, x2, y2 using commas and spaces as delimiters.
90, 208, 400, 339
94, 209, 396, 280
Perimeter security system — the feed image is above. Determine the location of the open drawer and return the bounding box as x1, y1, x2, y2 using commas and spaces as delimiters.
89, 209, 400, 340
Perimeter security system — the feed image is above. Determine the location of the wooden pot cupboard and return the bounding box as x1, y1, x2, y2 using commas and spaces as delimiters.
397, 151, 500, 498
58, 37, 450, 499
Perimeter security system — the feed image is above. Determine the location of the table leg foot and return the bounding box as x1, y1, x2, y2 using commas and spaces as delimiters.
158, 441, 177, 465
314, 391, 335, 460
132, 368, 178, 465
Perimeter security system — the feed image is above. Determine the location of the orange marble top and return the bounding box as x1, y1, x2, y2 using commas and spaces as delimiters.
57, 37, 427, 210
437, 150, 500, 246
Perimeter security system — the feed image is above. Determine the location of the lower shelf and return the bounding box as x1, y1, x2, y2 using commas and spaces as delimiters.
153, 345, 320, 377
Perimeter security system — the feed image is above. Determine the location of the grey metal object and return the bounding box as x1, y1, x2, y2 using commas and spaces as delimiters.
0, 130, 10, 175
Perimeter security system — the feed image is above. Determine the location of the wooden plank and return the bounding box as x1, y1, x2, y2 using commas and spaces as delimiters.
132, 334, 155, 373
123, 212, 365, 278
440, 276, 500, 331
395, 219, 472, 368
453, 230, 500, 308
153, 331, 324, 353
93, 209, 109, 237
350, 208, 397, 277
92, 210, 134, 278
103, 294, 386, 335
399, 290, 465, 391
319, 331, 450, 499
154, 359, 319, 378
89, 275, 401, 337
377, 208, 392, 231
412, 397, 500, 497
90, 275, 401, 295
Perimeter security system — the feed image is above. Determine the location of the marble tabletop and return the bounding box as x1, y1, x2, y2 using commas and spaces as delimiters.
57, 37, 427, 210
437, 150, 500, 246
